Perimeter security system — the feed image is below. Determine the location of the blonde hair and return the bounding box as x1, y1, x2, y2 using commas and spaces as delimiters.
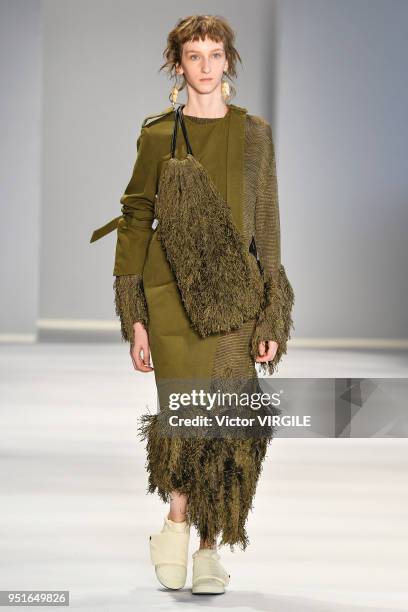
160, 14, 242, 100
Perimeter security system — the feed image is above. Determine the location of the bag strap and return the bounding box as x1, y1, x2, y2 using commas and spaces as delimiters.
171, 105, 194, 157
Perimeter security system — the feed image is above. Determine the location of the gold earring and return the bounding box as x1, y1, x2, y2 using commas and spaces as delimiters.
221, 73, 231, 101
169, 75, 181, 108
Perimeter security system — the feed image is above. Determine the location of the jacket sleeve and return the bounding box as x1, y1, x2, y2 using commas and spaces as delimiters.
113, 273, 149, 346
112, 126, 159, 344
113, 127, 157, 277
89, 118, 162, 345
250, 121, 295, 375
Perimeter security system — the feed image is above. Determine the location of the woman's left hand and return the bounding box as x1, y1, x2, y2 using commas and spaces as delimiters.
255, 340, 278, 363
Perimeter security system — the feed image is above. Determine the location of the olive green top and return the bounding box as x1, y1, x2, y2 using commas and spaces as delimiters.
182, 111, 229, 208
90, 104, 247, 268
107, 104, 247, 276
92, 103, 295, 377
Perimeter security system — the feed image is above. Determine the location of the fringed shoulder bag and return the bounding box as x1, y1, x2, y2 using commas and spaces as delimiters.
154, 104, 264, 338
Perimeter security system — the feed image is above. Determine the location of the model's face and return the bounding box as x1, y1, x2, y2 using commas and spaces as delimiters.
176, 36, 228, 96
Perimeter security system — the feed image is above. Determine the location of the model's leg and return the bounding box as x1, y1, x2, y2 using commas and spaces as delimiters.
150, 489, 190, 590
168, 490, 188, 522
169, 493, 215, 547
168, 491, 216, 548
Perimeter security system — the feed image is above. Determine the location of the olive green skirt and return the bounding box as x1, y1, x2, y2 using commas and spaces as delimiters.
138, 230, 278, 552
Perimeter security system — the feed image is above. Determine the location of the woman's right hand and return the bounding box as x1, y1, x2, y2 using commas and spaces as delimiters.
130, 321, 154, 372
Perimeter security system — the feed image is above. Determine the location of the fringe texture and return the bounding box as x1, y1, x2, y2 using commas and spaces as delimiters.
155, 154, 265, 337
137, 393, 278, 552
114, 116, 294, 550
113, 274, 149, 347
250, 265, 295, 376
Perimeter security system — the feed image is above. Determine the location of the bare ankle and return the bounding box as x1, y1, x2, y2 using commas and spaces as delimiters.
199, 540, 217, 550
167, 511, 186, 523
168, 491, 188, 523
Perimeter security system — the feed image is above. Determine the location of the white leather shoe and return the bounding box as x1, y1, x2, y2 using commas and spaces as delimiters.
192, 548, 230, 594
149, 515, 190, 590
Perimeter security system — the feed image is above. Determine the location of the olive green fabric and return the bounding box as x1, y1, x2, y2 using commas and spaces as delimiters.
91, 104, 295, 550
113, 274, 148, 338
108, 104, 253, 381
111, 108, 295, 371
152, 153, 265, 338
141, 107, 240, 381
112, 126, 158, 276
113, 104, 247, 275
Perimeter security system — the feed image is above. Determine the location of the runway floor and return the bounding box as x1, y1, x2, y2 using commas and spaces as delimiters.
0, 343, 407, 611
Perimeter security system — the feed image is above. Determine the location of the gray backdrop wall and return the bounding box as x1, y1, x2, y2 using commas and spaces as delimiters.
0, 0, 42, 341
1, 0, 407, 343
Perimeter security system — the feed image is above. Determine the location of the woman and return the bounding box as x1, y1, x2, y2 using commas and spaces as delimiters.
91, 14, 294, 595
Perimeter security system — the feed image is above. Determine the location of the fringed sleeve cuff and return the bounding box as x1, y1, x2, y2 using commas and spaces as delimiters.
250, 264, 295, 376
113, 274, 149, 347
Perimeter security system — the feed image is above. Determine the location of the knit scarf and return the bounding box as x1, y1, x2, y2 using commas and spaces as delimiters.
154, 152, 264, 338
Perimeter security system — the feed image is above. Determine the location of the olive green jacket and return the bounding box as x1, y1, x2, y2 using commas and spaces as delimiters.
90, 104, 295, 375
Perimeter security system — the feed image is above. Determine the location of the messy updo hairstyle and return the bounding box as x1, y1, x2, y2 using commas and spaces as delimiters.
160, 14, 242, 101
